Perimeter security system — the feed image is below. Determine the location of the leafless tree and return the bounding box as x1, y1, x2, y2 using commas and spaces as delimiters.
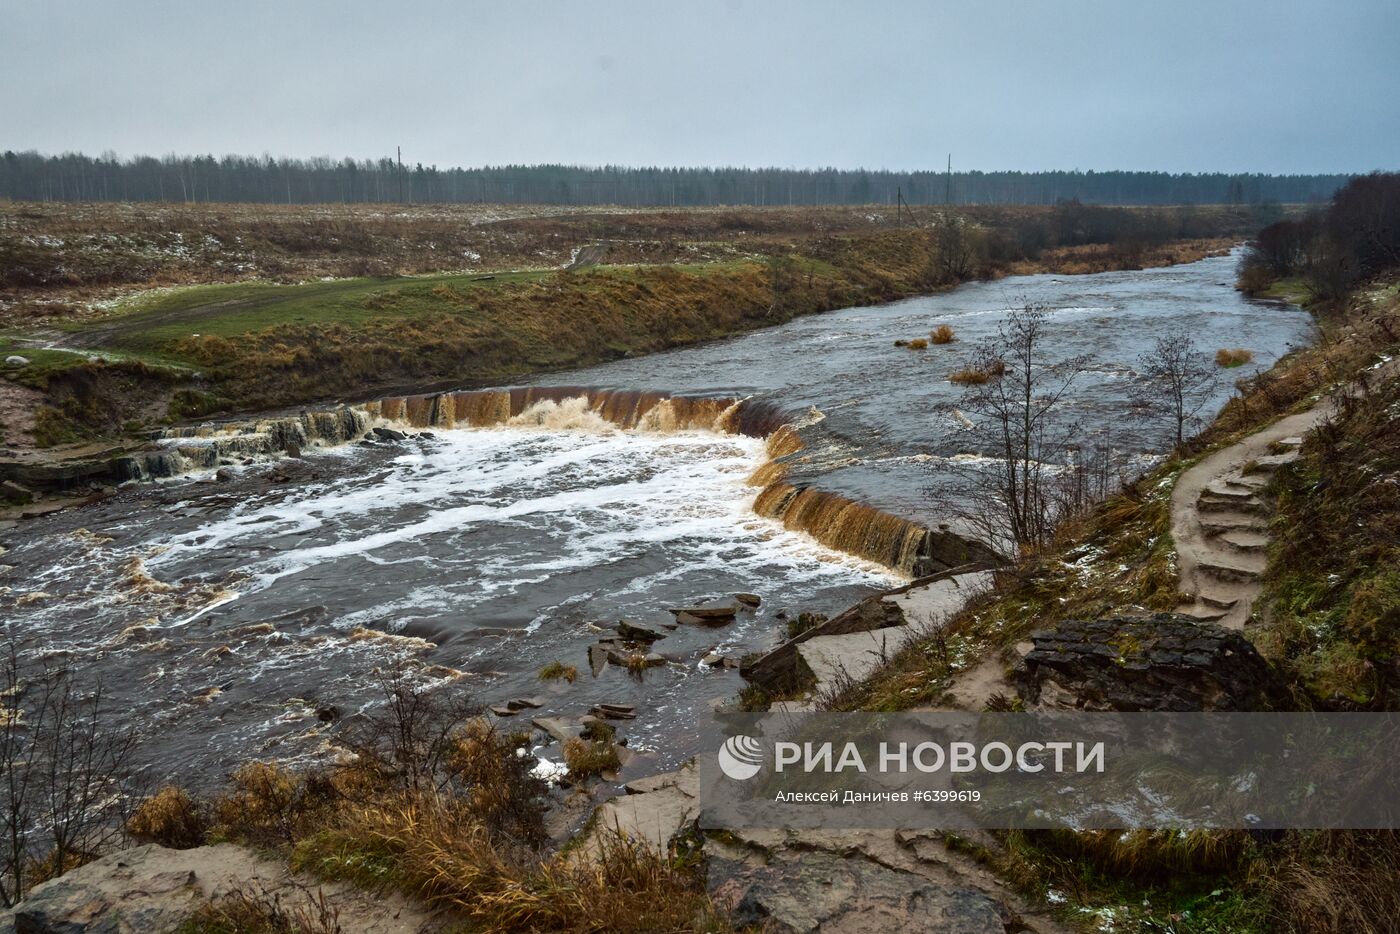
1, 643, 138, 907
933, 303, 1091, 554
1130, 328, 1218, 450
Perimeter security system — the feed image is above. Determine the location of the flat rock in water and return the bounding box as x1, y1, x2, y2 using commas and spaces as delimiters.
489, 704, 517, 717
588, 643, 610, 677
532, 716, 585, 743
506, 696, 544, 710
591, 703, 637, 720
735, 593, 762, 608
616, 619, 665, 642
670, 605, 737, 626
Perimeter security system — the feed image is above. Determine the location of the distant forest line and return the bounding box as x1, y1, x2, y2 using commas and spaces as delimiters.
0, 150, 1358, 207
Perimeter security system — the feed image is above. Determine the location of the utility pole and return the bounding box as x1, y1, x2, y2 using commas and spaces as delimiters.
896, 186, 902, 227
945, 154, 952, 205
397, 146, 404, 203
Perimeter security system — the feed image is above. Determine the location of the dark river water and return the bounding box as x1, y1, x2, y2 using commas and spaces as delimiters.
1, 251, 1314, 786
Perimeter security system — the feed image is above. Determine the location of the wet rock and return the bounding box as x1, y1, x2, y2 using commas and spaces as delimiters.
1013, 613, 1288, 712
591, 703, 637, 720
283, 441, 302, 459
316, 706, 339, 723
4, 355, 30, 367
490, 704, 518, 717
735, 593, 762, 608
372, 426, 408, 442
418, 431, 437, 440
616, 619, 665, 643
532, 716, 585, 743
506, 697, 544, 710
588, 644, 611, 677
584, 762, 699, 853
0, 481, 34, 505
708, 848, 1012, 934
669, 605, 737, 624
214, 467, 236, 483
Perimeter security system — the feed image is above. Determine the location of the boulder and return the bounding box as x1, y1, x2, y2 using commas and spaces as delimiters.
4, 355, 29, 367
371, 426, 408, 442
214, 467, 236, 483
1013, 613, 1288, 711
735, 593, 762, 608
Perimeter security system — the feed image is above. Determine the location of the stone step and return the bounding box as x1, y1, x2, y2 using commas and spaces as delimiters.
1198, 494, 1268, 515
1218, 530, 1270, 554
1200, 592, 1242, 610
1252, 451, 1301, 472
1205, 480, 1259, 500
1200, 513, 1268, 536
1224, 473, 1269, 491
1175, 602, 1228, 622
1199, 557, 1265, 583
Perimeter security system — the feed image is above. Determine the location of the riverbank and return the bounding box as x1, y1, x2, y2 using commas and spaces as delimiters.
0, 200, 1255, 462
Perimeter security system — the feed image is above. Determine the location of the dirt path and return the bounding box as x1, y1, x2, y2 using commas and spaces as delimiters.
1172, 358, 1398, 628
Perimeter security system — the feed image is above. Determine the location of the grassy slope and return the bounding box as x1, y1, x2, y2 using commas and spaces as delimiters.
833, 279, 1400, 931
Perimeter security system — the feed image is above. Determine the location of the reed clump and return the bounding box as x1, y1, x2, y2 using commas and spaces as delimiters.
930, 324, 956, 344
1216, 347, 1254, 367
537, 661, 577, 683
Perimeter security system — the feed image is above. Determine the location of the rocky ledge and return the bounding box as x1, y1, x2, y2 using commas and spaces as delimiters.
1013, 613, 1288, 711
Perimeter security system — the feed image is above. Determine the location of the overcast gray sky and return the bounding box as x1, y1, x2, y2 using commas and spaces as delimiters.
4, 0, 1397, 174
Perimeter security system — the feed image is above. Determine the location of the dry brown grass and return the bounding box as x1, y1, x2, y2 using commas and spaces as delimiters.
949, 367, 990, 385
127, 786, 208, 849
930, 324, 956, 344
906, 338, 929, 349
536, 661, 577, 683
1216, 347, 1255, 367
562, 737, 621, 779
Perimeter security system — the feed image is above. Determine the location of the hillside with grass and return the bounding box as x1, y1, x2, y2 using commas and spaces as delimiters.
1, 201, 1256, 452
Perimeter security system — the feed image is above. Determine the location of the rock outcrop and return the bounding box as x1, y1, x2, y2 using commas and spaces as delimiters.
1013, 613, 1287, 711
0, 843, 436, 933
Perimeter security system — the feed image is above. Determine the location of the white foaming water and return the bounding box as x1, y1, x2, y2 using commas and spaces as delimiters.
148, 425, 897, 627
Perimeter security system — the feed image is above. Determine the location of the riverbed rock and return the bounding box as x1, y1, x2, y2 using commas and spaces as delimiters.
591, 703, 637, 720
372, 426, 408, 442
588, 643, 611, 677
532, 715, 585, 743
616, 620, 665, 643
668, 605, 737, 624
4, 355, 29, 367
214, 467, 236, 483
735, 593, 762, 608
1013, 613, 1288, 711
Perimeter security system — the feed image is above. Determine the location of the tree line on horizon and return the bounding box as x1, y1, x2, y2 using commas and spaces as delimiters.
0, 150, 1357, 208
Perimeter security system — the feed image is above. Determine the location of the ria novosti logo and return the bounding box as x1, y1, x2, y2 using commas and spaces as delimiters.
717, 734, 764, 780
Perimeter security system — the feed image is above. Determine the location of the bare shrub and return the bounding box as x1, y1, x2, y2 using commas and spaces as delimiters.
931, 303, 1090, 554
0, 644, 138, 907
1132, 328, 1218, 449
930, 324, 956, 344
907, 338, 929, 350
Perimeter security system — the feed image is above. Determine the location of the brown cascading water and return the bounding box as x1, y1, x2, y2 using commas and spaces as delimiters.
363, 386, 960, 575
145, 384, 972, 575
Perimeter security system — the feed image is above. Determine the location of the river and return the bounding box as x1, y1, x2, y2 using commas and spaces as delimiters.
0, 250, 1314, 785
